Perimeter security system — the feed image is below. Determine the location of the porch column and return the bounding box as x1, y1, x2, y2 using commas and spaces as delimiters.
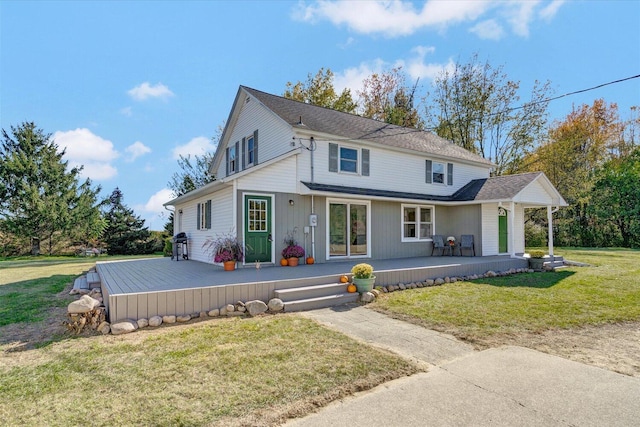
509, 201, 516, 257
547, 205, 554, 257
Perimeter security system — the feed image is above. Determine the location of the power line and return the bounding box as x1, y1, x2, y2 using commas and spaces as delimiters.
504, 73, 640, 114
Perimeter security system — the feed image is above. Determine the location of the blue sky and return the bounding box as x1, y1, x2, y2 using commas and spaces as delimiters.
2, 0, 639, 231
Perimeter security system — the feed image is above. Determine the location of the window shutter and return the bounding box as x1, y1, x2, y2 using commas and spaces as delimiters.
196, 203, 201, 230
241, 137, 246, 170
234, 141, 239, 171
425, 160, 432, 183
253, 130, 258, 164
447, 163, 453, 186
225, 148, 229, 176
329, 143, 338, 172
205, 200, 212, 229
361, 149, 370, 176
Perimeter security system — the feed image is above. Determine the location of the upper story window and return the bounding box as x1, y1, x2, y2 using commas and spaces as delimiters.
245, 135, 255, 167
329, 143, 370, 176
228, 145, 237, 174
426, 160, 453, 186
401, 204, 433, 242
340, 147, 358, 173
432, 161, 445, 184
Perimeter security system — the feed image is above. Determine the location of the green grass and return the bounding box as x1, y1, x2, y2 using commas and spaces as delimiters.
0, 254, 160, 326
372, 248, 640, 341
0, 316, 419, 426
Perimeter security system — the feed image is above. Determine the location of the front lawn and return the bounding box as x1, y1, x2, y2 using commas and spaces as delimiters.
372, 248, 640, 343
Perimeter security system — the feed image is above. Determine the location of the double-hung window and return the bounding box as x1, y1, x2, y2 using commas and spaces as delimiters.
425, 160, 453, 185
245, 135, 255, 167
197, 200, 212, 230
340, 147, 358, 173
227, 145, 237, 175
329, 143, 370, 176
401, 204, 433, 242
432, 162, 445, 184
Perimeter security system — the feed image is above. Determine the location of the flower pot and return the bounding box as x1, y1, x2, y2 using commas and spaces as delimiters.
287, 257, 299, 267
223, 261, 236, 271
529, 258, 545, 271
352, 276, 376, 293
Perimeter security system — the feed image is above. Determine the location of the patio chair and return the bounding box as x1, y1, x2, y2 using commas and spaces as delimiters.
460, 234, 475, 256
432, 235, 446, 256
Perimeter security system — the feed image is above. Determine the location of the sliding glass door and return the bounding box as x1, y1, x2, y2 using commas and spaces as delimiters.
328, 200, 370, 258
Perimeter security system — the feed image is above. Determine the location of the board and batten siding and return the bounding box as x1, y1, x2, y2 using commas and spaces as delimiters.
298, 141, 490, 196
217, 94, 294, 179
481, 203, 499, 256
174, 187, 234, 264
370, 200, 433, 259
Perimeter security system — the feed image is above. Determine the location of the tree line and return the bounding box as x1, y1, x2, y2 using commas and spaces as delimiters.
2, 53, 638, 255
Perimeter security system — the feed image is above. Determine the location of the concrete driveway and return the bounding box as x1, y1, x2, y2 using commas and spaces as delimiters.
288, 305, 640, 426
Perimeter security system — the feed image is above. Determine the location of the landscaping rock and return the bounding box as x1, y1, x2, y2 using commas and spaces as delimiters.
227, 311, 245, 317
360, 292, 375, 303
268, 298, 284, 312
434, 278, 445, 285
485, 270, 497, 278
137, 318, 149, 328
111, 320, 137, 335
450, 277, 457, 283
417, 282, 424, 288
162, 315, 176, 324
245, 300, 268, 316
176, 314, 191, 322
220, 306, 227, 316
199, 311, 208, 318
237, 306, 246, 313
225, 304, 235, 313
208, 309, 220, 317
97, 321, 110, 335
371, 289, 381, 297
398, 283, 406, 290
68, 295, 100, 314
149, 316, 162, 327
426, 279, 435, 286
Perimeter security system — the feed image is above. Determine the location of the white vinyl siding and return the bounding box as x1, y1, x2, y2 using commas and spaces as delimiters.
304, 142, 489, 196
216, 95, 292, 178
237, 156, 298, 193
481, 203, 499, 256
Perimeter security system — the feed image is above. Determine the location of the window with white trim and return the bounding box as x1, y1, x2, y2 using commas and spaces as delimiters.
245, 135, 254, 167
432, 162, 445, 184
401, 204, 433, 241
340, 146, 358, 173
228, 145, 237, 173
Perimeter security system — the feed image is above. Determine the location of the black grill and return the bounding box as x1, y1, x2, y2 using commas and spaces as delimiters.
172, 232, 189, 261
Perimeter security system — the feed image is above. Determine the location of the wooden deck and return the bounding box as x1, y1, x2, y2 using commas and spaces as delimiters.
98, 255, 528, 323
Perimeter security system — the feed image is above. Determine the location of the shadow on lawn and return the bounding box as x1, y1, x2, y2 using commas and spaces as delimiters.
475, 270, 575, 289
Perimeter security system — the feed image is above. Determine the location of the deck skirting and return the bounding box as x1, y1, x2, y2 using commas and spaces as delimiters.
98, 257, 527, 323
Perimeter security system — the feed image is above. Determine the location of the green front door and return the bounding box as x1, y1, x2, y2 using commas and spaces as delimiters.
498, 207, 508, 253
244, 196, 272, 263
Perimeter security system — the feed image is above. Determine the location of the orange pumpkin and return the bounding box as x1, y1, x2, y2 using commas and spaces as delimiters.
340, 275, 349, 283
306, 256, 315, 265
280, 258, 288, 266
347, 283, 357, 293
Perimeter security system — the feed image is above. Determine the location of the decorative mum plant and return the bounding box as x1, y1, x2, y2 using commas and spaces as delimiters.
282, 229, 304, 259
351, 263, 374, 279
529, 250, 546, 259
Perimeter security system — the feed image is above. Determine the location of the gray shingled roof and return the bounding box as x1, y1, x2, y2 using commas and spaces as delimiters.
301, 172, 544, 203
243, 86, 493, 166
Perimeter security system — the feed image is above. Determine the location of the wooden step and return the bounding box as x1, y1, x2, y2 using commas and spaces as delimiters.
283, 293, 359, 312
87, 272, 101, 289
275, 283, 350, 302
73, 276, 89, 290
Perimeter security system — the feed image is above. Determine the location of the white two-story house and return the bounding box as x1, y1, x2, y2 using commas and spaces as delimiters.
165, 86, 566, 266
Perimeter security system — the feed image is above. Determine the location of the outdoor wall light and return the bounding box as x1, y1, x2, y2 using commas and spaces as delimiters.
178, 209, 183, 214
289, 199, 294, 206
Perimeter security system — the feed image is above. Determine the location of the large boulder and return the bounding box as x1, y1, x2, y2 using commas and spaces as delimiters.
245, 300, 268, 316
267, 298, 284, 312
68, 295, 100, 314
111, 320, 137, 335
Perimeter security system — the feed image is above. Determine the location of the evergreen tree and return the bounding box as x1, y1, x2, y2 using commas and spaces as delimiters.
102, 187, 152, 255
0, 122, 104, 255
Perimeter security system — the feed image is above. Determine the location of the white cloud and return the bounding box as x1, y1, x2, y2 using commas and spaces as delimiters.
120, 106, 133, 117
139, 188, 176, 213
171, 136, 216, 159
127, 82, 174, 101
125, 141, 151, 162
539, 0, 564, 21
294, 0, 491, 37
469, 19, 505, 40
53, 128, 119, 180
294, 0, 564, 39
403, 45, 454, 82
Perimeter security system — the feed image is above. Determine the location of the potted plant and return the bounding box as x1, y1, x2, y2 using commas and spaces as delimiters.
528, 250, 546, 271
203, 232, 244, 271
351, 263, 375, 293
282, 230, 305, 266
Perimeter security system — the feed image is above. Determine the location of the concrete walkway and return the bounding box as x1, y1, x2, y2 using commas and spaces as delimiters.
290, 305, 640, 426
